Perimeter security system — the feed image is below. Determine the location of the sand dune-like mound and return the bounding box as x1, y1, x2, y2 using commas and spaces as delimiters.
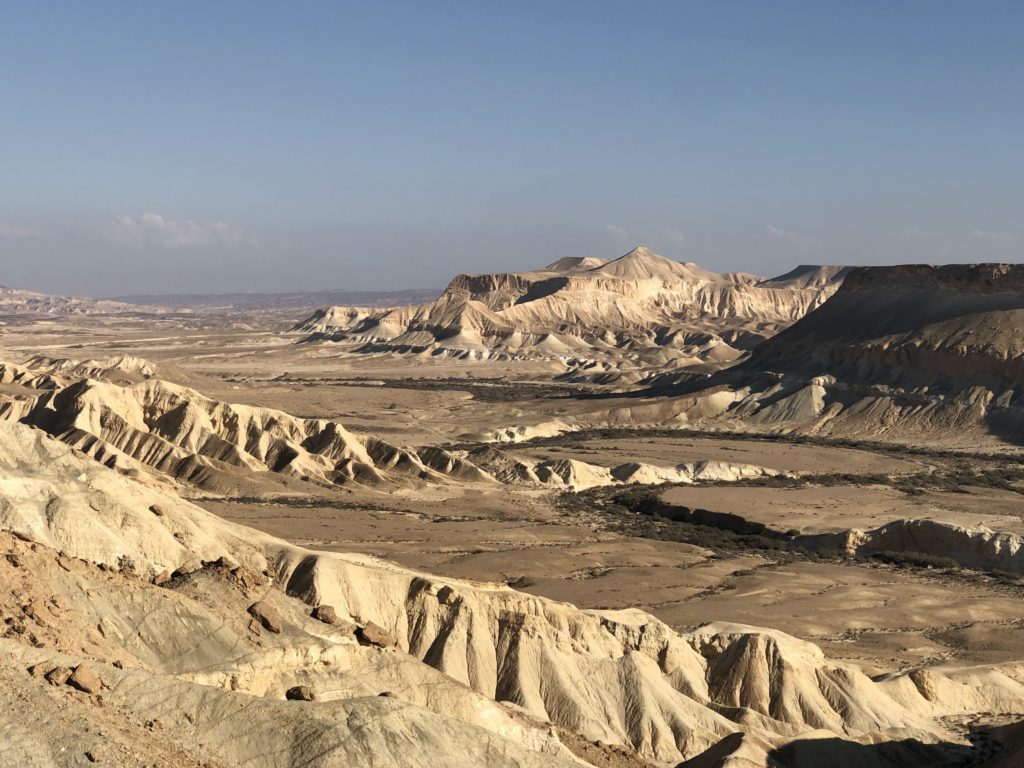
21, 353, 157, 377
2, 420, 1018, 766
1, 372, 488, 494
543, 256, 609, 272
1, 354, 206, 394
833, 518, 1024, 573
757, 264, 853, 290
14, 353, 203, 387
1, 357, 789, 497
0, 421, 268, 574
0, 461, 578, 765
294, 248, 845, 375
0, 359, 65, 390
466, 445, 789, 491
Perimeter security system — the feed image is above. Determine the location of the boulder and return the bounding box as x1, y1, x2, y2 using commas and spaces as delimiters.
356, 621, 397, 648
285, 685, 315, 701
311, 604, 338, 624
45, 666, 72, 686
68, 665, 102, 694
247, 600, 282, 633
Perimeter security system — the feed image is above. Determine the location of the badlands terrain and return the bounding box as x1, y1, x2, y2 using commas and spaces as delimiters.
3, 249, 1024, 767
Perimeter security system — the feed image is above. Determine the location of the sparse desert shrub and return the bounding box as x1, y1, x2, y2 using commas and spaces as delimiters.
867, 550, 960, 570
117, 554, 139, 577
989, 569, 1024, 584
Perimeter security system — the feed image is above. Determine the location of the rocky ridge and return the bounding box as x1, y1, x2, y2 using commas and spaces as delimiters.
294, 248, 846, 378
1, 420, 1020, 767
0, 356, 787, 496
0, 285, 165, 316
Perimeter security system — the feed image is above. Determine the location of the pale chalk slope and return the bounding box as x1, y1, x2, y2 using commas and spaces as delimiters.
2, 421, 1023, 767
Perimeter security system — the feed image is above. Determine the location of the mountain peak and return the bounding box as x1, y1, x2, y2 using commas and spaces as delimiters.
594, 246, 714, 281
619, 246, 660, 261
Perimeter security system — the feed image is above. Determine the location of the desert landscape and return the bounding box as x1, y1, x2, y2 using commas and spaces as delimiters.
3, 249, 1024, 767
5, 4, 1023, 766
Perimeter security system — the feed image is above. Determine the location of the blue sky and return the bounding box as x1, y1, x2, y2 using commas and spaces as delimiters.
1, 1, 1022, 294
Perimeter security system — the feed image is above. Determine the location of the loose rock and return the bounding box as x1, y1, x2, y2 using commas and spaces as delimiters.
285, 685, 315, 701
311, 604, 338, 625
247, 601, 282, 633
356, 621, 397, 648
23, 600, 49, 624
45, 666, 72, 686
68, 664, 102, 694
212, 555, 240, 571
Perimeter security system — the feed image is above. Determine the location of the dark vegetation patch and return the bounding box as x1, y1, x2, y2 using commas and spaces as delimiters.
718, 465, 1024, 496
560, 485, 1024, 594
866, 551, 962, 570
270, 375, 596, 403
446, 427, 1024, 495
223, 496, 421, 514
557, 487, 797, 555
512, 426, 1024, 465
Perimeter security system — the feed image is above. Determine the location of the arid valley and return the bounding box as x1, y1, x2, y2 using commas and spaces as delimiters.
4, 250, 1024, 767
7, 5, 1024, 765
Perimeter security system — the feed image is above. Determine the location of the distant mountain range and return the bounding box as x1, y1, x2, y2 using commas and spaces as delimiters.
0, 285, 155, 316
108, 288, 440, 311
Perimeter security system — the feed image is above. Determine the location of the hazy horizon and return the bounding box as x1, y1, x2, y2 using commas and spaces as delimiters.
3, 2, 1022, 296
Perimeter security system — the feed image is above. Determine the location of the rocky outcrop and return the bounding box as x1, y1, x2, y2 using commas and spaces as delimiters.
1, 373, 490, 494
465, 445, 788, 491
746, 263, 1024, 387
637, 263, 1024, 444
294, 248, 845, 374
829, 518, 1024, 573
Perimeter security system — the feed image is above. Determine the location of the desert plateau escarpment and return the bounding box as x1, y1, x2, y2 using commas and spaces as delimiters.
4, 253, 1024, 768
647, 263, 1024, 445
